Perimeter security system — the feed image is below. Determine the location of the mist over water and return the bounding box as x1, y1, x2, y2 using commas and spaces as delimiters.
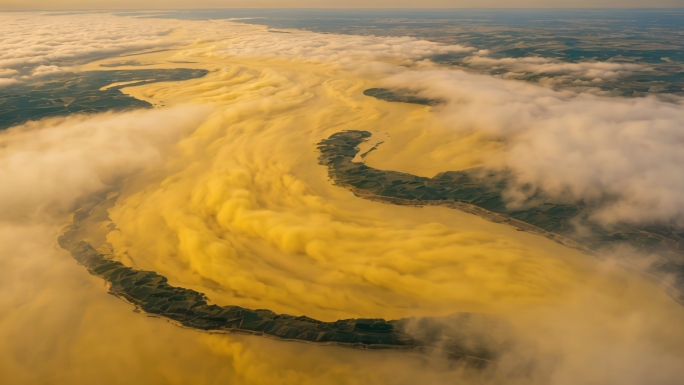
1, 10, 684, 385
145, 8, 684, 97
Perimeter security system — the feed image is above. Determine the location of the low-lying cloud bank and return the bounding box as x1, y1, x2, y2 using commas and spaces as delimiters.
378, 70, 684, 226
1, 12, 684, 385
0, 106, 210, 221
0, 13, 188, 85
184, 19, 684, 227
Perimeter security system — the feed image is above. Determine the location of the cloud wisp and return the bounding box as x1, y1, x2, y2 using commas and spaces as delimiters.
1, 12, 684, 385
377, 69, 684, 227
0, 12, 187, 86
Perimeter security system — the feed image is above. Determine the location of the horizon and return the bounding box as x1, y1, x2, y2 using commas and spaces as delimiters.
2, 7, 684, 8
2, 2, 682, 10
2, 7, 684, 10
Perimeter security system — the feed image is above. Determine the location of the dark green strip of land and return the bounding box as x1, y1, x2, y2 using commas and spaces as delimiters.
364, 88, 440, 106
317, 130, 684, 303
0, 69, 208, 130
58, 191, 511, 364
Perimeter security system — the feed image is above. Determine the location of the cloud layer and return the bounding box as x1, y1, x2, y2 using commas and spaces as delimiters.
1, 12, 684, 385
377, 69, 684, 226
0, 13, 186, 85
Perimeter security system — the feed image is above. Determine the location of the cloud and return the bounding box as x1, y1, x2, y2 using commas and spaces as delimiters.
0, 105, 210, 221
29, 64, 78, 77
0, 77, 19, 87
1, 11, 684, 385
0, 68, 20, 87
377, 69, 684, 226
104, 22, 684, 383
0, 12, 188, 85
180, 21, 475, 69
179, 20, 684, 226
0, 68, 19, 77
463, 55, 646, 82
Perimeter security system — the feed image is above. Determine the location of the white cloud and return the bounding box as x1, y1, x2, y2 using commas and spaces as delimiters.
380, 68, 684, 226
189, 21, 476, 68
30, 64, 77, 77
0, 68, 18, 77
0, 105, 210, 221
463, 55, 645, 82
0, 12, 189, 84
0, 12, 683, 385
0, 77, 19, 87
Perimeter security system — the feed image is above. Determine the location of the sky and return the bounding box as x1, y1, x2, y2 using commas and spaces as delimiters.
0, 0, 682, 10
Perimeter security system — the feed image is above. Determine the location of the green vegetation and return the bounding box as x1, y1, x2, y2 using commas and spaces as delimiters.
0, 69, 208, 130
317, 130, 684, 302
363, 88, 439, 106
58, 191, 510, 364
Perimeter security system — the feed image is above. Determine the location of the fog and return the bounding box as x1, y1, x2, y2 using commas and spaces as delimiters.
1, 12, 684, 385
